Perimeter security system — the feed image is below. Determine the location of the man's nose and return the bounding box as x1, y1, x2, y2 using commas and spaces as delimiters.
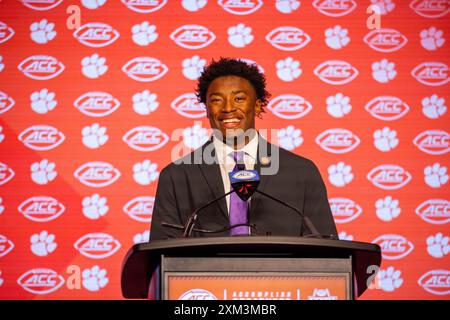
222, 98, 235, 112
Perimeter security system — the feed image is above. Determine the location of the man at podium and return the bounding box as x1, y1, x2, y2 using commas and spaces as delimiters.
150, 58, 337, 240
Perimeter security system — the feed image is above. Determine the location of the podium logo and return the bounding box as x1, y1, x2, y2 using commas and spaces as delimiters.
0, 234, 14, 257
19, 196, 65, 222
412, 62, 449, 86
74, 233, 121, 259
123, 126, 169, 152
179, 288, 218, 300
418, 270, 450, 295
413, 130, 449, 155
170, 25, 215, 49
372, 234, 414, 260
73, 23, 120, 48
74, 161, 121, 188
17, 268, 65, 295
218, 0, 263, 15
367, 165, 412, 190
267, 94, 312, 119
314, 60, 358, 85
364, 28, 408, 53
0, 22, 14, 44
0, 91, 15, 114
122, 57, 168, 82
123, 196, 154, 223
0, 162, 15, 186
329, 197, 362, 223
171, 93, 206, 118
18, 55, 65, 80
121, 0, 167, 13
316, 129, 360, 154
19, 0, 63, 11
18, 125, 65, 151
266, 27, 311, 51
416, 199, 450, 225
410, 0, 449, 18
312, 0, 357, 17
308, 288, 337, 300
74, 92, 121, 117
365, 96, 410, 121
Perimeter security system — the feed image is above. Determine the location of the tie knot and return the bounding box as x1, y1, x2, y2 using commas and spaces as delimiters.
232, 151, 245, 163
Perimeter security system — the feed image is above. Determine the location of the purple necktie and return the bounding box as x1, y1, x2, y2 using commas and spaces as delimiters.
229, 151, 249, 235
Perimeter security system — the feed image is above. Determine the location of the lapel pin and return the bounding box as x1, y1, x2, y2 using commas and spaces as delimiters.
260, 156, 270, 166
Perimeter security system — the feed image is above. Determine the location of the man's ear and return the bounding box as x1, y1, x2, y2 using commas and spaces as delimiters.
255, 99, 262, 117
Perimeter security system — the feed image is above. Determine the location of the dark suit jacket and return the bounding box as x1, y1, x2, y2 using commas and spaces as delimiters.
150, 136, 337, 240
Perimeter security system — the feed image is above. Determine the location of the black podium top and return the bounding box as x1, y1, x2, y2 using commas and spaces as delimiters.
121, 236, 381, 299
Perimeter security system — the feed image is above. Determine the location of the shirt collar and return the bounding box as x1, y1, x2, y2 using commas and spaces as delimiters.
213, 132, 259, 164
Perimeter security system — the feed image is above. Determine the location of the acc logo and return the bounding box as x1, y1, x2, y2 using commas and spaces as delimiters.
418, 270, 450, 295
17, 269, 65, 295
74, 161, 121, 187
315, 129, 360, 154
218, 0, 263, 15
412, 62, 449, 86
413, 130, 449, 155
0, 91, 15, 114
308, 288, 337, 300
0, 234, 14, 257
170, 25, 215, 49
312, 0, 357, 17
410, 0, 449, 18
266, 27, 311, 51
329, 197, 362, 223
314, 60, 358, 85
18, 55, 65, 80
73, 23, 120, 48
74, 233, 121, 259
0, 162, 15, 186
123, 126, 169, 152
19, 0, 63, 10
372, 234, 414, 260
123, 196, 154, 223
363, 28, 408, 53
121, 0, 167, 13
18, 125, 65, 151
415, 199, 449, 225
267, 94, 312, 119
367, 164, 412, 190
74, 92, 121, 117
365, 96, 410, 121
0, 22, 14, 44
171, 93, 206, 118
19, 196, 65, 222
179, 288, 218, 300
231, 170, 257, 180
122, 57, 168, 82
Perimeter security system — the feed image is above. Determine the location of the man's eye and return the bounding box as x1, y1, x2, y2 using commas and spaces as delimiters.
235, 96, 245, 101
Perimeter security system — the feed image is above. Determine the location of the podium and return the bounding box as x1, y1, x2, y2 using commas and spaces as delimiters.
121, 236, 381, 300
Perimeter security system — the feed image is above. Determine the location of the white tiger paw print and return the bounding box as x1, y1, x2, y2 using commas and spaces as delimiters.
132, 90, 159, 115
338, 231, 354, 241
0, 127, 4, 144
326, 93, 351, 118
82, 194, 109, 220
133, 230, 150, 244
131, 22, 158, 46
426, 233, 450, 258
183, 124, 209, 149
31, 159, 57, 185
81, 54, 108, 79
328, 162, 353, 187
278, 125, 303, 151
378, 267, 403, 292
82, 123, 108, 149
133, 160, 159, 185
372, 59, 396, 83
0, 197, 4, 215
422, 95, 447, 119
30, 89, 57, 114
0, 56, 4, 72
30, 231, 57, 257
82, 266, 109, 292
276, 57, 301, 82
30, 19, 56, 44
182, 0, 207, 12
375, 196, 401, 222
228, 23, 254, 48
81, 0, 107, 9
420, 27, 445, 51
182, 55, 206, 80
325, 25, 350, 50
275, 0, 300, 13
424, 163, 448, 188
373, 127, 399, 152
370, 0, 395, 15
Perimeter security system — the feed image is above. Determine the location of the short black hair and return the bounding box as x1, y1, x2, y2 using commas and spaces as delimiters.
195, 57, 271, 113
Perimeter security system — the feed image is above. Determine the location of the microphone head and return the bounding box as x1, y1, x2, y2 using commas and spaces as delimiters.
229, 170, 260, 201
